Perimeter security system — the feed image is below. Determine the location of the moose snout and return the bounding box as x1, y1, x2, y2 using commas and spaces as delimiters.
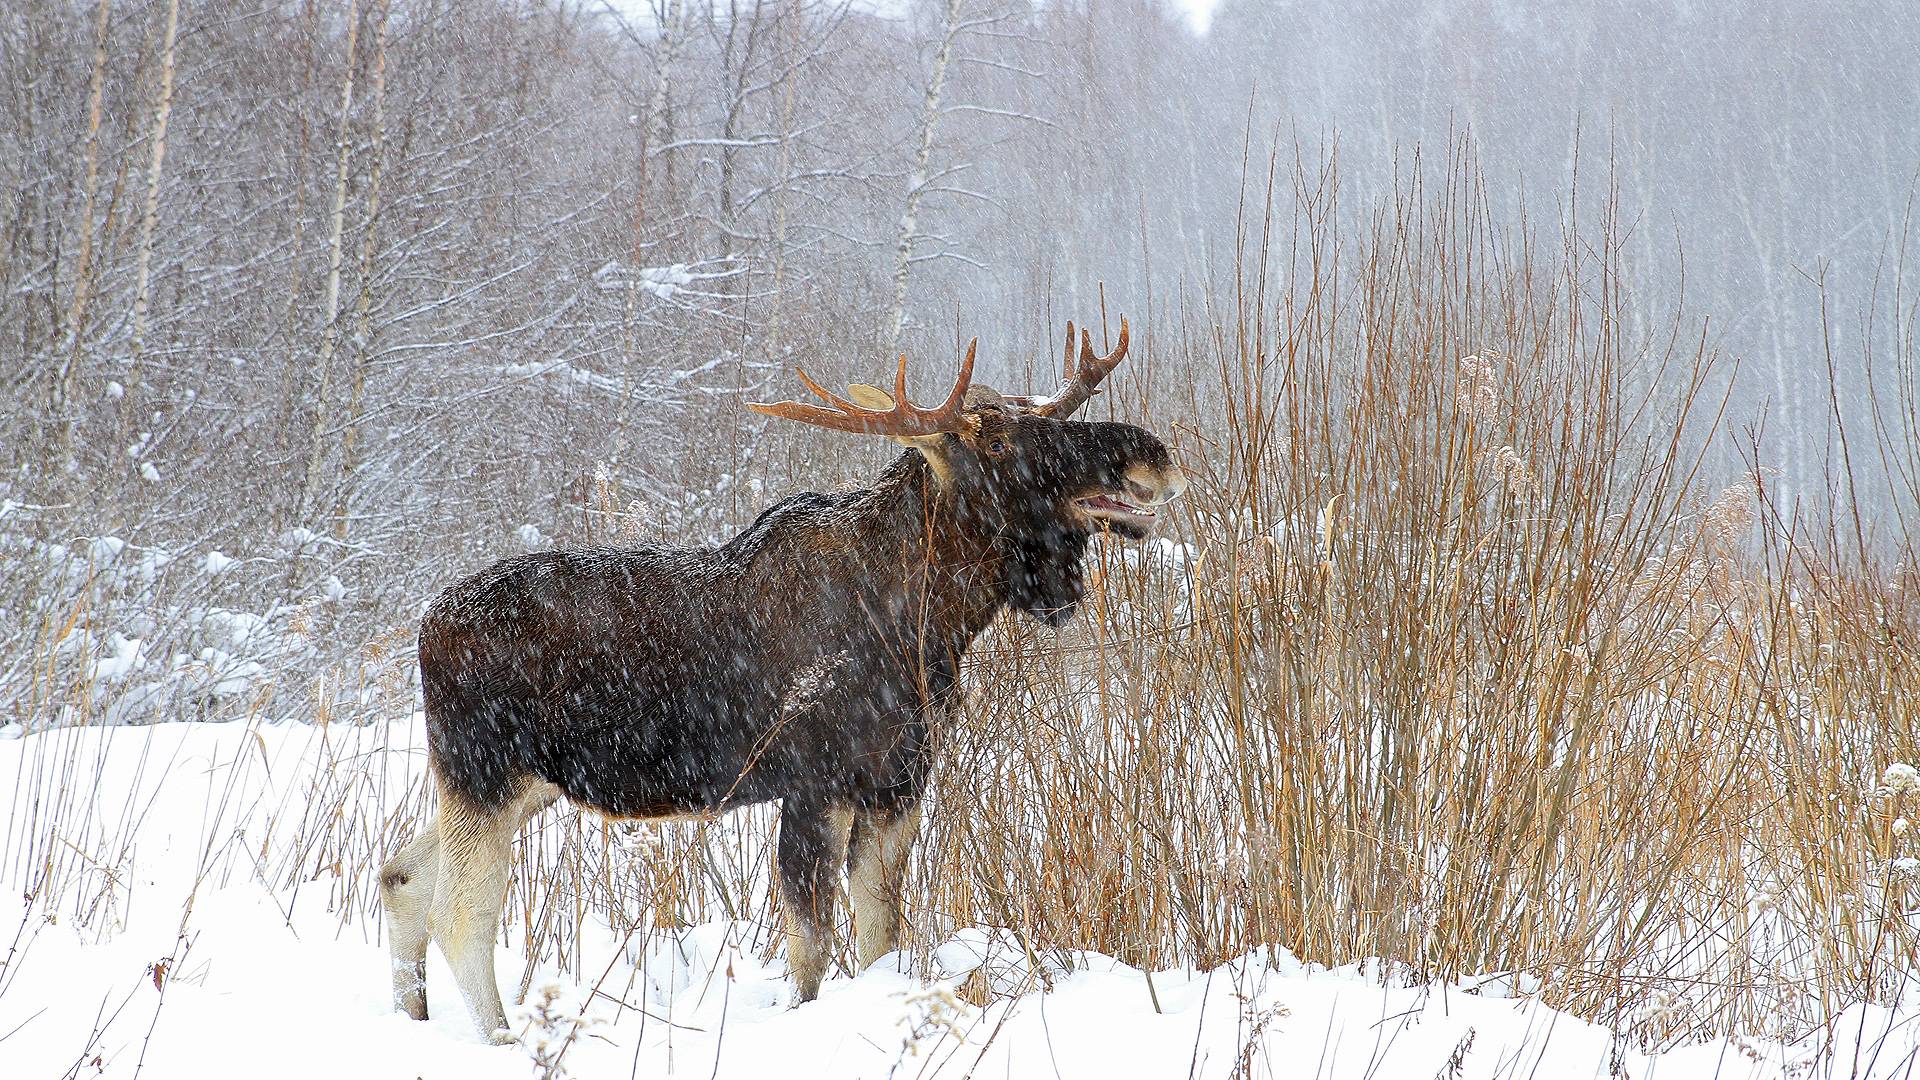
1125, 463, 1188, 507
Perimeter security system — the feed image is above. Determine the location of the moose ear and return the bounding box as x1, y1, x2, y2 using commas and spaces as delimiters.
897, 429, 964, 481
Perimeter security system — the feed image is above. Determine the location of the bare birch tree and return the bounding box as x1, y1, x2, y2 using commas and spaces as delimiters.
55, 0, 114, 474
885, 0, 963, 355
126, 0, 181, 408
298, 0, 363, 525
334, 0, 392, 540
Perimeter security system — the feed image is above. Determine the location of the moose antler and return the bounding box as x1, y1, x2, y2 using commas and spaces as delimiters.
749, 339, 979, 438
1027, 318, 1129, 419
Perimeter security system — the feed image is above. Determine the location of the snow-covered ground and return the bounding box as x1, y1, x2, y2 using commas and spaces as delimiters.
3, 721, 1915, 1079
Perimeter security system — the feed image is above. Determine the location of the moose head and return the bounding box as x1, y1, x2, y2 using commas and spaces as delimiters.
749, 318, 1186, 624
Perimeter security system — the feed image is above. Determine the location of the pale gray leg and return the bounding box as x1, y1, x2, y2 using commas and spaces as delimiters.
427, 782, 559, 1042
848, 804, 919, 970
380, 824, 442, 1020
778, 802, 852, 1004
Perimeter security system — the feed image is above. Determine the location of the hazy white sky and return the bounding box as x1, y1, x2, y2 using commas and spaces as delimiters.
608, 0, 1221, 36
1174, 0, 1219, 34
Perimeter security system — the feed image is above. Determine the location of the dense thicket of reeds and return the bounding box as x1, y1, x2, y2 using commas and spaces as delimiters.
921, 160, 1920, 1043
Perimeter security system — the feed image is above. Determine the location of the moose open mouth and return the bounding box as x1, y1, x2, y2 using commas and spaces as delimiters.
1075, 492, 1158, 529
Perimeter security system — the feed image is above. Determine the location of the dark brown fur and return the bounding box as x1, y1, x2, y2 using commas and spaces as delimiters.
381, 403, 1182, 1039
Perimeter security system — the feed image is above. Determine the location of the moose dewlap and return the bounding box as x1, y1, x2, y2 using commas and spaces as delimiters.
379, 320, 1186, 1041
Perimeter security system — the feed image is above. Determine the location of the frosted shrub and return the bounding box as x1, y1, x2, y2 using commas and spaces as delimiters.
1489, 444, 1534, 494
517, 978, 602, 1080
1881, 763, 1920, 799
891, 985, 970, 1073
1454, 353, 1501, 421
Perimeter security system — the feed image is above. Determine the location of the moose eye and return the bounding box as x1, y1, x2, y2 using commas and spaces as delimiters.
988, 439, 1011, 455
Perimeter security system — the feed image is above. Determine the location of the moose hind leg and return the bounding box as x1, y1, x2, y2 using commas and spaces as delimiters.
847, 803, 920, 971
429, 782, 559, 1042
778, 802, 851, 1004
380, 824, 442, 1020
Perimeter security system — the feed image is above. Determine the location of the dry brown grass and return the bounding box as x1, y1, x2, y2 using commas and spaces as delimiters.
914, 157, 1920, 1044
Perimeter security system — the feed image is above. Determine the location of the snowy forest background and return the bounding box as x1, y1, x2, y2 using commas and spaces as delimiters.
6, 0, 1917, 567
10, 1, 1920, 1070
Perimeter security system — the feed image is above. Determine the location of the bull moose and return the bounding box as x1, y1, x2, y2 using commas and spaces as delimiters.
379, 320, 1186, 1040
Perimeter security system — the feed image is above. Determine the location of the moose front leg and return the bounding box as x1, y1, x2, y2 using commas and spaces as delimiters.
848, 802, 920, 971
777, 801, 852, 1004
379, 823, 442, 1021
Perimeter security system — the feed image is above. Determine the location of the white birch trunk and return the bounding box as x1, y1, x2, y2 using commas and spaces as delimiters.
127, 0, 181, 391
278, 1, 322, 449
887, 0, 963, 355
334, 0, 390, 540
298, 0, 362, 524
57, 0, 114, 472
640, 0, 684, 248
764, 0, 802, 360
